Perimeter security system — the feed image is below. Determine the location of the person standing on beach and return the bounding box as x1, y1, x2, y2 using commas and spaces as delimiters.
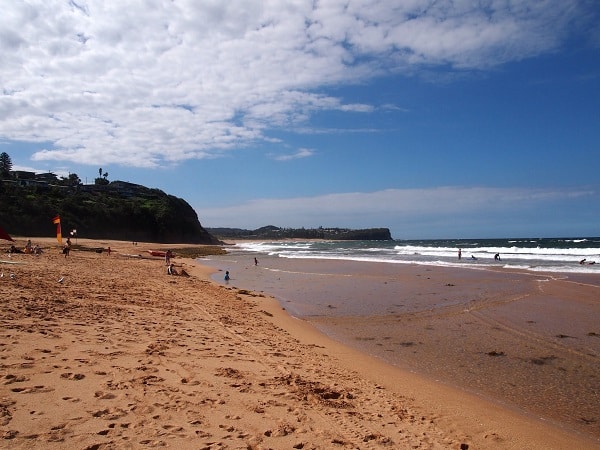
62, 237, 72, 258
165, 249, 173, 266
254, 257, 258, 266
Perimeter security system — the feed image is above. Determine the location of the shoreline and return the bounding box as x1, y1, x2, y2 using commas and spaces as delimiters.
1, 237, 597, 448
204, 249, 600, 442
223, 237, 600, 276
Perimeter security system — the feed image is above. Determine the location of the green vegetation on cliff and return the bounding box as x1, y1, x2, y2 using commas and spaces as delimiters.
207, 225, 393, 240
0, 179, 219, 244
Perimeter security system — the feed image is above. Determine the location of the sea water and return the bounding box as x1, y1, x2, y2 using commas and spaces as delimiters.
204, 236, 600, 319
202, 237, 600, 438
228, 237, 600, 274
200, 238, 600, 435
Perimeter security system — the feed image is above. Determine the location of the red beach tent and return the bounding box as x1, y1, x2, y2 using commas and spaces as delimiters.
0, 226, 14, 242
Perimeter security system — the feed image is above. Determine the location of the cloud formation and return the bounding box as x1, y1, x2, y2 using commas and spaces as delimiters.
270, 148, 315, 161
198, 185, 599, 237
1, 1, 595, 168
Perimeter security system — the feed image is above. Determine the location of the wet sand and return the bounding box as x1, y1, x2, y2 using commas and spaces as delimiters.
208, 252, 600, 441
1, 237, 598, 449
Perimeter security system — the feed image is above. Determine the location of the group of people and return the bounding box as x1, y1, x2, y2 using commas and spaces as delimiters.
223, 257, 258, 282
167, 262, 188, 276
457, 249, 502, 261
164, 249, 189, 276
223, 257, 259, 282
6, 238, 72, 258
457, 249, 595, 265
222, 257, 258, 282
9, 239, 43, 255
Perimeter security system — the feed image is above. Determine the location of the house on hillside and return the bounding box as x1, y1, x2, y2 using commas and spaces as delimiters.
35, 172, 59, 184
8, 171, 59, 187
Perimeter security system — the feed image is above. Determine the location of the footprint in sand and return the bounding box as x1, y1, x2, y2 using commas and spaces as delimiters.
11, 385, 54, 394
94, 391, 117, 400
0, 399, 16, 426
91, 408, 128, 420
3, 374, 30, 384
139, 439, 167, 447
60, 372, 86, 380
1, 430, 18, 439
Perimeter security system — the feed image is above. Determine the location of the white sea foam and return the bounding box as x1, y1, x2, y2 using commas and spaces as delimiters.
232, 238, 600, 275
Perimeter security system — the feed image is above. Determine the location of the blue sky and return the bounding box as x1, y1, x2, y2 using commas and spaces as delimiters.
1, 1, 599, 239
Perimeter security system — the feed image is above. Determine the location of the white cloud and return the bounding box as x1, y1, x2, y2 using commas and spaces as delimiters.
197, 186, 598, 237
0, 1, 595, 168
270, 148, 315, 161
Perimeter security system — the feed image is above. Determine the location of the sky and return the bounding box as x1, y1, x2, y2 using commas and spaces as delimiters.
1, 0, 599, 239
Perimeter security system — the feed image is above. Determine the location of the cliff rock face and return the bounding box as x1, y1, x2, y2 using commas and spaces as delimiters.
0, 180, 220, 244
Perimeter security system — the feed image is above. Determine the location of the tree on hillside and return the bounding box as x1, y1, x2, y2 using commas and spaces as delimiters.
0, 152, 13, 178
60, 173, 82, 186
95, 167, 110, 185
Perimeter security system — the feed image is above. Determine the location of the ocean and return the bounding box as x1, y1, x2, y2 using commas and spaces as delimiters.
203, 236, 600, 319
228, 237, 600, 274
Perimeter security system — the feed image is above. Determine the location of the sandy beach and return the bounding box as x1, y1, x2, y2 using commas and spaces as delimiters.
1, 238, 598, 449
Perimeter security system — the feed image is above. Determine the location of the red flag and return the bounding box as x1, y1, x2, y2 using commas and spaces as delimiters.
52, 215, 62, 244
0, 226, 13, 242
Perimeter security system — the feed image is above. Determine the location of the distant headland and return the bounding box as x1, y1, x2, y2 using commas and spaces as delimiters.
0, 154, 391, 244
206, 225, 393, 241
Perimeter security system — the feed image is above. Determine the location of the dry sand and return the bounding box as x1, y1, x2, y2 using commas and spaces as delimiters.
0, 238, 597, 449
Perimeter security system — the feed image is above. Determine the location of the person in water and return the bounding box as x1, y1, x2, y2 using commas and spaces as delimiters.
224, 271, 230, 281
